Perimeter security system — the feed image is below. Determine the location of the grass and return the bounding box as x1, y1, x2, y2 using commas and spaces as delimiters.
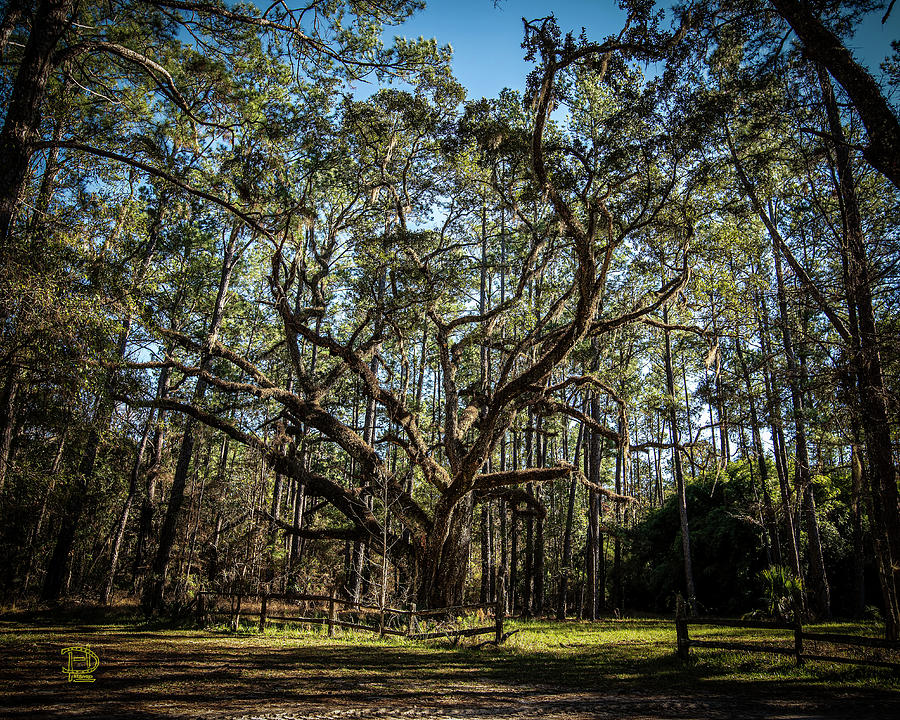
0, 609, 898, 718
182, 612, 900, 689
495, 617, 899, 689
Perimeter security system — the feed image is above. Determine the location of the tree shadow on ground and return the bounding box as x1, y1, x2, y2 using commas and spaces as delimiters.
0, 621, 898, 719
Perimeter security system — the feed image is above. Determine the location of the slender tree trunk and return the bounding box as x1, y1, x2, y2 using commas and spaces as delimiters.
288, 468, 306, 588
590, 395, 605, 614
348, 356, 378, 602
534, 487, 545, 614
522, 414, 534, 616
705, 364, 717, 460
478, 212, 493, 606
510, 508, 518, 614
267, 424, 285, 591
850, 442, 867, 617
498, 210, 508, 611
772, 233, 830, 619
200, 434, 229, 588
102, 408, 155, 604
709, 296, 730, 463
488, 502, 496, 601
757, 292, 804, 587
663, 304, 696, 614
524, 486, 534, 616
131, 380, 168, 593
534, 413, 545, 613
740, 418, 773, 567
653, 411, 663, 507
41, 406, 107, 599
480, 503, 491, 604
681, 361, 696, 479
22, 429, 66, 594
585, 493, 598, 619
584, 404, 600, 620
557, 423, 583, 619
178, 443, 210, 603
0, 363, 19, 493
613, 412, 624, 611
735, 333, 782, 566
102, 207, 168, 604
144, 226, 239, 613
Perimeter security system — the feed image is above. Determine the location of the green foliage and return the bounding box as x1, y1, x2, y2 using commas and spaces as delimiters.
2, 0, 898, 626
758, 565, 802, 621
625, 462, 769, 615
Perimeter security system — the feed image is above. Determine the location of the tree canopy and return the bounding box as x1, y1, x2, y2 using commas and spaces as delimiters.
1, 0, 898, 636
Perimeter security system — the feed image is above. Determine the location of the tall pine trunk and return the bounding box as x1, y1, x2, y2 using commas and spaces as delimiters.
144, 226, 239, 612
772, 233, 830, 619
0, 0, 73, 244
663, 303, 696, 613
557, 423, 583, 619
820, 67, 900, 637
0, 364, 18, 493
758, 292, 804, 587
735, 333, 781, 567
102, 407, 155, 604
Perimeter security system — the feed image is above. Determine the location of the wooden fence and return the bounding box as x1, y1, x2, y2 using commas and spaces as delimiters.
196, 576, 508, 645
675, 598, 900, 670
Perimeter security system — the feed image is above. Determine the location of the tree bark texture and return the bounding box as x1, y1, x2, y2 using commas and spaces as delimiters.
0, 0, 74, 244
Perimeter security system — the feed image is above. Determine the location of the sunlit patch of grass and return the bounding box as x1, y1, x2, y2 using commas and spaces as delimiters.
441, 617, 899, 692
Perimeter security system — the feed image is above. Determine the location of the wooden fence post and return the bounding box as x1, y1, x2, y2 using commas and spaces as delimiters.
327, 587, 336, 638
675, 594, 690, 660
258, 594, 268, 633
407, 603, 416, 638
793, 602, 804, 666
495, 574, 506, 644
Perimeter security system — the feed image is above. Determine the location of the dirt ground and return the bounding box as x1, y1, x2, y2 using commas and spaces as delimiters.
2, 621, 899, 720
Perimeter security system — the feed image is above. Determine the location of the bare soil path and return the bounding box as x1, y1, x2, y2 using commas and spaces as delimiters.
1, 621, 897, 719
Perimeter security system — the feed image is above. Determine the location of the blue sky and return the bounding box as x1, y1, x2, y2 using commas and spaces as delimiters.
381, 0, 899, 100
386, 0, 627, 99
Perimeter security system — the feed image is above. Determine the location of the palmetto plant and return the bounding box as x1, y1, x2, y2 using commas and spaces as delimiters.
759, 565, 802, 622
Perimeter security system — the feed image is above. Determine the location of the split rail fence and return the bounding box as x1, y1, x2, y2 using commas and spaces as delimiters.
196, 577, 508, 645
675, 600, 900, 671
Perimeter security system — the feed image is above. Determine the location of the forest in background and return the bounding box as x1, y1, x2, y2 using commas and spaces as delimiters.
1, 0, 899, 639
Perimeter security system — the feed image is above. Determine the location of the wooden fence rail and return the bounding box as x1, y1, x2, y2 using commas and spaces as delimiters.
196, 591, 501, 617
674, 598, 900, 671
196, 576, 508, 645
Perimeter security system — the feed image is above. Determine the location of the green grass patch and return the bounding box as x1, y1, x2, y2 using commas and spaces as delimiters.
190, 613, 899, 690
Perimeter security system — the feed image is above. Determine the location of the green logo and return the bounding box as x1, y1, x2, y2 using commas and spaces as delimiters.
61, 646, 99, 683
